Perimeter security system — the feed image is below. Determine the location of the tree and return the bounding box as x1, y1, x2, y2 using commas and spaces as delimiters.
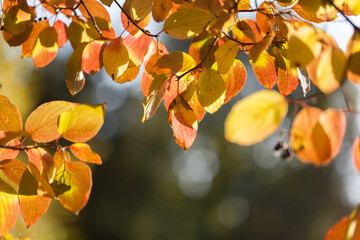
0, 0, 360, 238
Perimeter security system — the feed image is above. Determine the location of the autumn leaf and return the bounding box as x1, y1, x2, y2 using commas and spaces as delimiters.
103, 37, 129, 80
0, 95, 23, 133
25, 101, 78, 143
353, 136, 360, 172
123, 33, 152, 66
69, 143, 102, 165
214, 40, 239, 74
225, 90, 288, 146
82, 40, 106, 75
142, 74, 169, 122
32, 27, 58, 68
290, 108, 346, 166
58, 104, 106, 143
168, 96, 198, 151
18, 169, 51, 227
0, 177, 19, 236
65, 43, 86, 95
347, 31, 360, 85
152, 0, 173, 22
52, 161, 92, 214
163, 5, 212, 39
156, 51, 196, 74
0, 159, 27, 185
250, 50, 277, 90
196, 68, 226, 114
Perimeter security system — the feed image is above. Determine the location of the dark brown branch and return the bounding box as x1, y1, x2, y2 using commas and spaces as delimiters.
327, 0, 360, 33
0, 142, 59, 150
176, 37, 219, 81
80, 0, 103, 38
113, 0, 159, 38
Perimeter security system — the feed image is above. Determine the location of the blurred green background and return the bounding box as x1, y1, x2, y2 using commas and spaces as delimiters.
1, 10, 360, 239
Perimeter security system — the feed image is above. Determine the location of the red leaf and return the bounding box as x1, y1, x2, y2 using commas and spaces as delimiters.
168, 96, 198, 151
53, 20, 67, 48
123, 33, 153, 66
82, 40, 106, 74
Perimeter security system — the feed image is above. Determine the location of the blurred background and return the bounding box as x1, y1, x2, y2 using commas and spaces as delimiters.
1, 2, 360, 239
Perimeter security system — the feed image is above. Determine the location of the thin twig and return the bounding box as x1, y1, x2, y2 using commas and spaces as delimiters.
0, 142, 58, 150
222, 31, 285, 46
176, 37, 219, 81
113, 0, 159, 38
327, 0, 360, 33
80, 0, 103, 38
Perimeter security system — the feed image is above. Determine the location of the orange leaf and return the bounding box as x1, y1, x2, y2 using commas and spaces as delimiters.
82, 40, 106, 75
250, 50, 277, 90
0, 177, 19, 236
142, 74, 169, 122
53, 150, 70, 172
79, 0, 111, 22
69, 143, 102, 165
168, 96, 198, 151
18, 169, 51, 227
103, 37, 129, 80
0, 159, 27, 185
25, 101, 79, 143
275, 47, 299, 96
123, 33, 153, 66
0, 140, 19, 161
353, 136, 360, 172
32, 27, 58, 68
290, 107, 346, 166
52, 161, 92, 214
53, 20, 67, 47
58, 104, 106, 142
0, 95, 22, 133
152, 0, 173, 22
27, 148, 55, 183
325, 208, 360, 240
232, 19, 262, 49
66, 18, 100, 49
21, 21, 49, 58
222, 59, 247, 103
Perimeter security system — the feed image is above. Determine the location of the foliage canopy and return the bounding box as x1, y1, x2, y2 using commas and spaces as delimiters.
1, 0, 360, 238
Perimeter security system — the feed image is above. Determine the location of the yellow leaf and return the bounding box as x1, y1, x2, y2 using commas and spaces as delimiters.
52, 162, 92, 214
152, 0, 173, 22
287, 24, 322, 67
163, 6, 212, 39
129, 0, 152, 21
196, 69, 226, 114
25, 101, 78, 143
313, 47, 347, 93
103, 37, 129, 80
156, 51, 196, 74
58, 104, 106, 142
214, 40, 239, 74
348, 0, 360, 14
65, 44, 86, 96
0, 177, 19, 236
225, 90, 288, 146
32, 27, 58, 68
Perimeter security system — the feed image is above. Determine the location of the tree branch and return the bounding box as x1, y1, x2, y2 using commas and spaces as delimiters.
176, 37, 219, 81
327, 0, 360, 33
80, 0, 103, 38
113, 0, 159, 38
